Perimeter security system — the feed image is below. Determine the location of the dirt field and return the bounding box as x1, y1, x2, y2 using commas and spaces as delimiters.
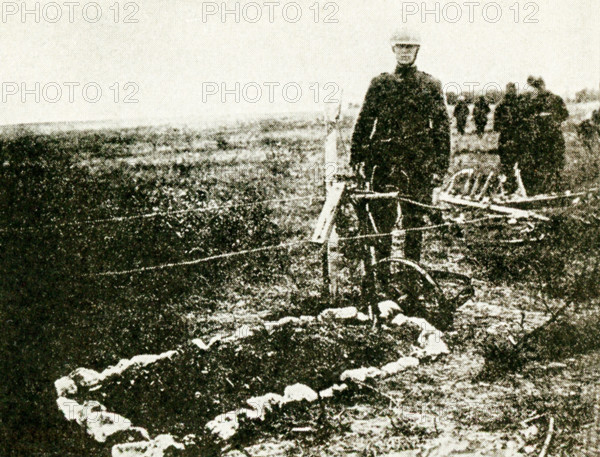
3, 102, 600, 456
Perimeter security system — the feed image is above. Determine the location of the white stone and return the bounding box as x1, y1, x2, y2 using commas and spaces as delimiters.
421, 333, 449, 358
70, 367, 102, 387
101, 351, 178, 381
65, 400, 134, 443
356, 312, 371, 322
263, 322, 276, 332
378, 301, 402, 319
208, 335, 222, 347
340, 367, 382, 383
391, 314, 437, 334
57, 397, 83, 422
82, 407, 133, 443
238, 408, 263, 421
319, 307, 358, 321
318, 383, 348, 398
152, 435, 185, 454
182, 434, 197, 446
276, 316, 301, 327
246, 393, 284, 419
333, 383, 348, 393
391, 314, 448, 358
112, 441, 151, 457
283, 383, 319, 403
381, 357, 420, 375
55, 376, 77, 396
319, 387, 334, 398
206, 412, 240, 441
86, 411, 133, 443
112, 435, 184, 457
191, 339, 209, 350
76, 400, 106, 425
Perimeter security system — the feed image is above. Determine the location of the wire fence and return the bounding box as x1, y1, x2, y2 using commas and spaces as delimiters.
0, 195, 323, 233
91, 213, 508, 277
4, 167, 596, 278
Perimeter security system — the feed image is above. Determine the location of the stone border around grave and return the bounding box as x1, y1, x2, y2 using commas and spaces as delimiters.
55, 303, 448, 457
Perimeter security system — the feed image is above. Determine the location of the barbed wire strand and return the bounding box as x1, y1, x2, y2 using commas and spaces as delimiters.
91, 213, 507, 277
396, 195, 448, 211
92, 240, 310, 277
0, 195, 323, 233
336, 214, 508, 242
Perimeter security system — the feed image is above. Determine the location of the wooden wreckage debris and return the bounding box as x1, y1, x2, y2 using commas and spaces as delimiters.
437, 192, 551, 222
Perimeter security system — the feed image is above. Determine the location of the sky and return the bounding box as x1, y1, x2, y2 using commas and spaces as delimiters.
0, 0, 598, 125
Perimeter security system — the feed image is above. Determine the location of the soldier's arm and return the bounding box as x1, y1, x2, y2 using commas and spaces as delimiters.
555, 96, 569, 123
429, 80, 451, 179
350, 77, 381, 166
493, 104, 504, 132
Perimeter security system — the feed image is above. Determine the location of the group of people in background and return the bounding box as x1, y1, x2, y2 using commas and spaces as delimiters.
453, 76, 569, 195
453, 94, 492, 136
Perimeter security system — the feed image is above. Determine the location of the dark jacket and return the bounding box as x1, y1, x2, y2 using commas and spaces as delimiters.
494, 94, 518, 133
350, 65, 451, 184
453, 100, 469, 122
494, 93, 520, 169
473, 97, 491, 122
514, 89, 569, 193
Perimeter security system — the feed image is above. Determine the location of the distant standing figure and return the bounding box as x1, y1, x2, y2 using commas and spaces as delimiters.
473, 96, 491, 136
517, 76, 569, 194
453, 95, 469, 135
578, 118, 598, 152
577, 107, 600, 153
494, 83, 520, 191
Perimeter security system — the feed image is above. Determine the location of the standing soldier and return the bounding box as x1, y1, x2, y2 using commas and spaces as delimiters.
518, 76, 569, 194
473, 95, 491, 136
453, 95, 470, 135
350, 25, 451, 296
494, 83, 520, 191
593, 108, 600, 129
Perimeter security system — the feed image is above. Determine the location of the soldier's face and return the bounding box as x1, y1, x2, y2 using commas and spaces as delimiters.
393, 44, 419, 65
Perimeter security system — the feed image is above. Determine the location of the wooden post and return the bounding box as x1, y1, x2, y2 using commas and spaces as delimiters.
323, 102, 342, 301
514, 162, 528, 198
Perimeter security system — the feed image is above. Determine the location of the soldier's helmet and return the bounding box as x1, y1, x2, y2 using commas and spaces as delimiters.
390, 25, 421, 48
527, 75, 546, 90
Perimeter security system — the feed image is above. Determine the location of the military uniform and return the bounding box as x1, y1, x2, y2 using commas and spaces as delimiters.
515, 89, 568, 194
494, 91, 520, 191
592, 108, 600, 128
453, 99, 470, 135
473, 96, 491, 136
350, 64, 451, 268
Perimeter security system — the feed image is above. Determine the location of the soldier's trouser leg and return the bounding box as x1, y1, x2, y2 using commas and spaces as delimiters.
398, 195, 430, 314
401, 203, 426, 262
368, 198, 398, 288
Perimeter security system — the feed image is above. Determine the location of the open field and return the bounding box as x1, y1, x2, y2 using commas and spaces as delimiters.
2, 102, 600, 456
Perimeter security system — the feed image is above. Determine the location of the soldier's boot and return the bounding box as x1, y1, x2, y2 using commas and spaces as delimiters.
375, 234, 394, 297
